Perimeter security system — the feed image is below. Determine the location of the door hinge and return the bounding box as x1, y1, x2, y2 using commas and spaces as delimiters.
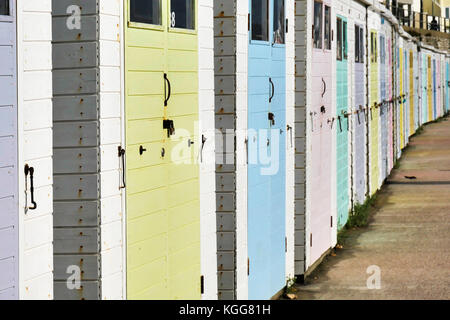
247, 258, 250, 275
331, 216, 333, 228
310, 233, 313, 247
248, 13, 250, 31
286, 18, 289, 33
285, 237, 287, 252
118, 146, 126, 189
200, 275, 204, 294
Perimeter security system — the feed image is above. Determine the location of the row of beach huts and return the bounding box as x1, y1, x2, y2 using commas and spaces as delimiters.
0, 0, 449, 300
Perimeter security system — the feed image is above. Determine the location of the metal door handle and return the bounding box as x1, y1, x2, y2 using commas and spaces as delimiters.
24, 164, 37, 210
269, 78, 275, 103
322, 78, 326, 98
164, 73, 172, 106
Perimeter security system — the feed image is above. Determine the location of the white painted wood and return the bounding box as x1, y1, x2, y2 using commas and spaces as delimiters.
198, 0, 217, 300
235, 0, 249, 300
17, 0, 54, 300
285, 0, 296, 282
99, 1, 125, 300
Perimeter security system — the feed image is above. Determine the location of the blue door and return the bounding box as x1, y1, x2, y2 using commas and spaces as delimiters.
248, 0, 286, 300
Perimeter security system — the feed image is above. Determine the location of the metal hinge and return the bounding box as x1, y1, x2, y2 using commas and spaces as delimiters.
310, 233, 313, 247
200, 275, 204, 294
331, 216, 333, 228
285, 237, 287, 252
247, 258, 250, 275
248, 13, 250, 31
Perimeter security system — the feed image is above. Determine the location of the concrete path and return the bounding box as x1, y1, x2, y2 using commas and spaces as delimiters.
293, 116, 450, 300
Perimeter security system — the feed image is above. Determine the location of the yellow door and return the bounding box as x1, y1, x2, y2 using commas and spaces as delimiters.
370, 30, 379, 194
125, 0, 200, 300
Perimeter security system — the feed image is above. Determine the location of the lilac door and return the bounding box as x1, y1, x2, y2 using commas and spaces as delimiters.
0, 0, 18, 300
309, 0, 333, 265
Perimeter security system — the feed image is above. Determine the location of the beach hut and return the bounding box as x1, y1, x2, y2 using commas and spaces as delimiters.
335, 0, 350, 229
368, 9, 380, 195
0, 0, 53, 299
124, 0, 217, 300
51, 0, 125, 300
214, 0, 295, 299
247, 0, 287, 299
351, 0, 367, 206
303, 0, 335, 271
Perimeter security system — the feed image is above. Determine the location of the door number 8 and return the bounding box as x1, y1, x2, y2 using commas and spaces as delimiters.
171, 12, 176, 27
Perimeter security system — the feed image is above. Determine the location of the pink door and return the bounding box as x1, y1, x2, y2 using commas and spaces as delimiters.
309, 0, 333, 265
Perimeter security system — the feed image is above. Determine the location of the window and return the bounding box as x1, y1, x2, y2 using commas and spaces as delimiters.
0, 0, 9, 16
273, 0, 285, 44
371, 32, 377, 63
313, 1, 322, 49
336, 18, 342, 61
130, 0, 161, 25
252, 0, 269, 41
355, 26, 360, 63
446, 7, 449, 19
170, 0, 195, 29
359, 27, 364, 63
380, 35, 385, 64
343, 21, 347, 60
324, 6, 331, 50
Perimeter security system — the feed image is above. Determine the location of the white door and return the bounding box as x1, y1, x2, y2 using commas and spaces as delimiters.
0, 0, 18, 300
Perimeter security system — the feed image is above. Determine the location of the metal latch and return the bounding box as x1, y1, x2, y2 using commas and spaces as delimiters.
268, 112, 275, 126
163, 119, 175, 137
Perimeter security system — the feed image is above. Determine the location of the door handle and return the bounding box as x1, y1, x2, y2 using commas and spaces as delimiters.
164, 73, 172, 106
118, 146, 126, 189
24, 164, 37, 211
269, 78, 275, 103
322, 78, 326, 98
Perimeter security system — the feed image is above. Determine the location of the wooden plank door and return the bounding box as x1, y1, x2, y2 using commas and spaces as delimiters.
309, 0, 333, 266
369, 29, 379, 194
248, 0, 286, 299
353, 24, 365, 205
0, 0, 18, 300
125, 0, 200, 300
336, 15, 348, 229
379, 35, 388, 183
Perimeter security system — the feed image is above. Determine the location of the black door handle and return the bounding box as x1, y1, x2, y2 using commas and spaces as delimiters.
118, 146, 126, 189
269, 77, 275, 103
164, 73, 172, 106
24, 164, 37, 210
322, 78, 326, 98
139, 145, 147, 155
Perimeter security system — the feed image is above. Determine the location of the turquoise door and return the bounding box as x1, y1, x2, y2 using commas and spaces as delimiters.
248, 0, 286, 300
336, 16, 348, 229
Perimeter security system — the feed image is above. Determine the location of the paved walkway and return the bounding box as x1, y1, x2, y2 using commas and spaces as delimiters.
294, 116, 450, 300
